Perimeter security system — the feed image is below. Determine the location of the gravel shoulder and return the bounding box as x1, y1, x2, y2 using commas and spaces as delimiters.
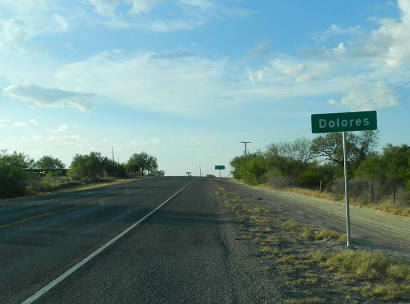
214, 179, 410, 303
225, 179, 410, 264
214, 182, 286, 303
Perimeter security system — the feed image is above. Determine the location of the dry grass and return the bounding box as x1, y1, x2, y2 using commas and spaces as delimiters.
372, 203, 410, 217
299, 226, 315, 240
314, 229, 346, 242
282, 219, 303, 231
283, 297, 324, 304
213, 182, 410, 302
354, 282, 409, 300
286, 187, 337, 201
322, 250, 410, 300
323, 250, 410, 281
306, 251, 326, 263
258, 183, 410, 218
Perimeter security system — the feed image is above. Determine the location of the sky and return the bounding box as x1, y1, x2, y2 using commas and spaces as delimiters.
0, 0, 410, 176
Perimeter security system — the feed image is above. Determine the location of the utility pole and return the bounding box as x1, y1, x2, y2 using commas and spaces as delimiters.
199, 166, 202, 177
240, 141, 251, 155
112, 146, 115, 164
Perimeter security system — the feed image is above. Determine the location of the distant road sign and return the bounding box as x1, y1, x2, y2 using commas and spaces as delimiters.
215, 165, 225, 170
311, 111, 377, 133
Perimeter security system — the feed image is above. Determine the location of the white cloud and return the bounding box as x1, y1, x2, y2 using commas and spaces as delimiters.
52, 14, 69, 32
56, 124, 71, 133
127, 0, 164, 15
333, 81, 398, 110
178, 0, 214, 10
327, 98, 337, 105
352, 0, 410, 67
0, 1, 408, 116
10, 119, 38, 128
0, 19, 27, 49
46, 134, 89, 146
0, 0, 52, 12
54, 51, 232, 113
248, 70, 263, 83
254, 56, 333, 84
247, 40, 272, 59
150, 20, 200, 32
313, 24, 363, 42
49, 41, 406, 115
0, 1, 70, 51
29, 119, 38, 125
86, 0, 250, 32
20, 134, 43, 142
88, 0, 163, 16
333, 42, 346, 55
88, 0, 120, 16
13, 121, 27, 127
3, 84, 95, 111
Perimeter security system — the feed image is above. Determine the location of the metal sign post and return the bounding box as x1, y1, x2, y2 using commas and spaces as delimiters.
311, 111, 377, 247
215, 165, 225, 180
342, 132, 351, 247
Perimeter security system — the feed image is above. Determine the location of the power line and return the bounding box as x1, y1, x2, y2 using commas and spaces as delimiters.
280, 79, 410, 143
350, 80, 410, 111
213, 80, 409, 150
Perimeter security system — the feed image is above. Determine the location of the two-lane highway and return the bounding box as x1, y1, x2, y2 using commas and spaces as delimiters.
32, 178, 237, 304
0, 178, 194, 303
0, 177, 278, 303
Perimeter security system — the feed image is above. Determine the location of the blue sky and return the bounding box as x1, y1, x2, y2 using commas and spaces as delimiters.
1, 0, 410, 176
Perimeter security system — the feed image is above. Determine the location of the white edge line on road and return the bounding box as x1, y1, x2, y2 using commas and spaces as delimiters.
21, 181, 193, 304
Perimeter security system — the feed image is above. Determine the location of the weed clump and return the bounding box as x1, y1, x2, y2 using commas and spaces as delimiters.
323, 250, 410, 300
283, 219, 302, 231
314, 229, 345, 241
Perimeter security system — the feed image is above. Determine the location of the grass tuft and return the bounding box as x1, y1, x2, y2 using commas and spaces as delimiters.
306, 251, 326, 263
353, 282, 410, 300
304, 297, 325, 304
300, 226, 315, 240
314, 229, 345, 241
283, 219, 302, 231
323, 250, 409, 281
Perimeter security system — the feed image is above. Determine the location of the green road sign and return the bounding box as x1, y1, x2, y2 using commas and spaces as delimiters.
215, 165, 225, 170
311, 111, 377, 133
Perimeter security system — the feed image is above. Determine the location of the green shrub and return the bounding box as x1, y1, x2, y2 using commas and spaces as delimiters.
0, 151, 32, 198
69, 152, 106, 183
298, 169, 322, 188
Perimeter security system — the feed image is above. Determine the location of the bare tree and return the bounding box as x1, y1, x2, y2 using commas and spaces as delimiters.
266, 138, 314, 163
310, 131, 378, 167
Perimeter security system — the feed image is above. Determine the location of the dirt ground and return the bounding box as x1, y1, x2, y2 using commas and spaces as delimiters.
223, 179, 410, 264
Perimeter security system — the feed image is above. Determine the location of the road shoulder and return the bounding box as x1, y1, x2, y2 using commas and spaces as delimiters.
213, 181, 285, 303
226, 179, 410, 264
214, 179, 410, 303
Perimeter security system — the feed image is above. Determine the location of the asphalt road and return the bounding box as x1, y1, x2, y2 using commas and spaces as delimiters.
0, 177, 276, 304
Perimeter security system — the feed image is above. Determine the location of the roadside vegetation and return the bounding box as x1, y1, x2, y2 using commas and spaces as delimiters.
0, 150, 164, 199
214, 183, 410, 303
231, 131, 410, 216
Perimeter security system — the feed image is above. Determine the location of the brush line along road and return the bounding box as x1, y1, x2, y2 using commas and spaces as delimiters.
0, 177, 266, 304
